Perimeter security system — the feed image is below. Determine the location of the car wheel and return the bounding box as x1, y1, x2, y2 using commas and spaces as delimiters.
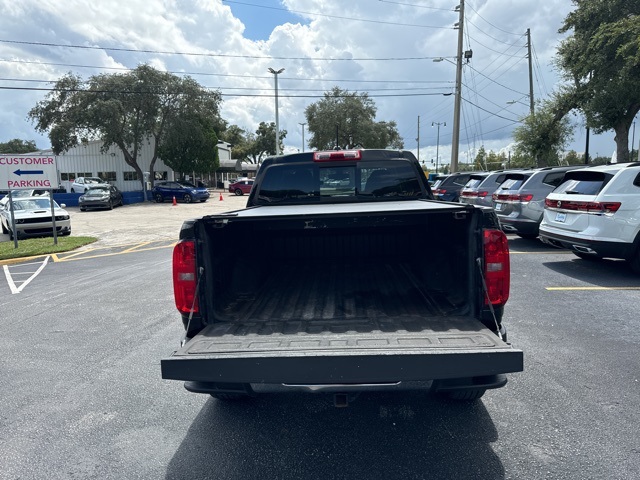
629, 247, 640, 274
80, 207, 86, 212
1, 221, 8, 234
108, 200, 113, 210
154, 194, 164, 203
70, 188, 75, 193
183, 194, 192, 203
516, 233, 538, 240
234, 188, 243, 196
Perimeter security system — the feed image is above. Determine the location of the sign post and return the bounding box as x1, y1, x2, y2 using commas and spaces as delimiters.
0, 155, 59, 247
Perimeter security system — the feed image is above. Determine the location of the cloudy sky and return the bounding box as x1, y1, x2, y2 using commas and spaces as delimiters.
0, 0, 631, 165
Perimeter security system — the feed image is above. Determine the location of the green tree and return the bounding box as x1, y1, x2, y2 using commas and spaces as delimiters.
556, 0, 640, 163
157, 116, 219, 177
0, 139, 38, 154
513, 100, 574, 167
305, 87, 403, 150
29, 65, 224, 190
473, 146, 488, 170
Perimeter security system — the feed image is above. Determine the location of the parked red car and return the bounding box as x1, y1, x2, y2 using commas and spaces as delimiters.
228, 178, 254, 196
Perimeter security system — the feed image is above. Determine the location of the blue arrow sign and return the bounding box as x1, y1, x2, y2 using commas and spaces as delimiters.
14, 169, 44, 176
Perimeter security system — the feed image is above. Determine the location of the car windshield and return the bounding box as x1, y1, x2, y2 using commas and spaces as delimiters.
86, 187, 109, 196
85, 178, 104, 184
11, 198, 58, 210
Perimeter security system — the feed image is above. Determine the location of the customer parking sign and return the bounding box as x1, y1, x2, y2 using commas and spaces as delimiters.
0, 155, 58, 190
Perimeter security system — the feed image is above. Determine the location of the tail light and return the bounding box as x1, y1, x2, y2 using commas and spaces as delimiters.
434, 189, 446, 195
545, 198, 621, 214
477, 190, 489, 198
493, 193, 533, 202
483, 229, 510, 306
461, 191, 478, 197
173, 240, 199, 314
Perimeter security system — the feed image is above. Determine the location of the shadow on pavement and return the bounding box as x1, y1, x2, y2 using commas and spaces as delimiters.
165, 390, 504, 480
542, 256, 639, 286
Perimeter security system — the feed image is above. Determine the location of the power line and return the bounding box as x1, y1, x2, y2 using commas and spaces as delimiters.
222, 0, 451, 29
0, 39, 447, 62
378, 0, 455, 12
0, 59, 454, 84
466, 1, 523, 36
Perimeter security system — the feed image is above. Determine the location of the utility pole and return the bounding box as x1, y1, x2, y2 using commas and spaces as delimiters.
433, 121, 446, 174
416, 115, 420, 163
526, 28, 534, 115
451, 0, 464, 173
299, 122, 306, 152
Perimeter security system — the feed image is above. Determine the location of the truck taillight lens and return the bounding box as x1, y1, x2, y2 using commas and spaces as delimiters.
313, 150, 361, 161
173, 240, 199, 314
483, 229, 510, 306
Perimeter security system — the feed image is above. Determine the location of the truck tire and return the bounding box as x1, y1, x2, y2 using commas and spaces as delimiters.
441, 388, 486, 401
210, 393, 252, 401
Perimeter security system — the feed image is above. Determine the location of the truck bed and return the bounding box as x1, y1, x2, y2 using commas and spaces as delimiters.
162, 261, 522, 384
161, 202, 523, 385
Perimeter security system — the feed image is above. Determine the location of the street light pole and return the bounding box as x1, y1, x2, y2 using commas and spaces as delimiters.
268, 67, 284, 155
432, 122, 446, 174
299, 122, 306, 152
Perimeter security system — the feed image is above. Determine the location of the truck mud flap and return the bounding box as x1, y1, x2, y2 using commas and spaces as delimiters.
161, 317, 523, 384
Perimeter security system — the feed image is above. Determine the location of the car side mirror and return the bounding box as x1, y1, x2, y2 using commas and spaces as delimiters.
60, 204, 66, 208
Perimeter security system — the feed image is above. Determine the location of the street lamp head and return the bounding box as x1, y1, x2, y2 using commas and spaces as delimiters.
268, 67, 285, 74
433, 58, 444, 62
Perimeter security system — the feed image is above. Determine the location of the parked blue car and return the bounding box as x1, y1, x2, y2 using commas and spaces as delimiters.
152, 181, 210, 203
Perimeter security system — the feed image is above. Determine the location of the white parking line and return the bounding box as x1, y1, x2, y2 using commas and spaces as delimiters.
3, 256, 50, 294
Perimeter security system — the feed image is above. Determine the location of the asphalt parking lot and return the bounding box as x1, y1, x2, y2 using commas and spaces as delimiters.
0, 190, 250, 248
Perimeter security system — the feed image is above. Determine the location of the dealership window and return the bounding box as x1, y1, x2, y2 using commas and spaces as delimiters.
60, 173, 74, 181
154, 171, 168, 180
98, 171, 117, 181
123, 171, 139, 181
78, 172, 92, 178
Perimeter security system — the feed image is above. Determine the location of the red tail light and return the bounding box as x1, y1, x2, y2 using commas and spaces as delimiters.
483, 229, 510, 306
461, 191, 478, 197
545, 198, 621, 214
173, 240, 199, 314
434, 189, 446, 195
477, 190, 489, 198
493, 193, 533, 202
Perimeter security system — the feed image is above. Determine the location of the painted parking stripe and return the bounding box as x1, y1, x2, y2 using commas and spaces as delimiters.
546, 286, 640, 291
3, 256, 50, 294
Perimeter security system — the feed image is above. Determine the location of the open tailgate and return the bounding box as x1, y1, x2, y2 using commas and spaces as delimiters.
161, 317, 523, 384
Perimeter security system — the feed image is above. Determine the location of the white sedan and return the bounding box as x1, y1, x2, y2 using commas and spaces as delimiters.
0, 196, 71, 240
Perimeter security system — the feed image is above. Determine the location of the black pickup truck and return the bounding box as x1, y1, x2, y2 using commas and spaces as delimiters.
161, 149, 522, 404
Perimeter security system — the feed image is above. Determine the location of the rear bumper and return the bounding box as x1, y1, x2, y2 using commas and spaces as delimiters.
498, 216, 540, 235
539, 229, 635, 259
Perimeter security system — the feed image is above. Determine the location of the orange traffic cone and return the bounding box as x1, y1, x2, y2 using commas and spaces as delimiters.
219, 192, 224, 201
172, 196, 177, 206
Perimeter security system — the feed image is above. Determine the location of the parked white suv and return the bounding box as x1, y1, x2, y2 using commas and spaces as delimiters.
539, 163, 640, 272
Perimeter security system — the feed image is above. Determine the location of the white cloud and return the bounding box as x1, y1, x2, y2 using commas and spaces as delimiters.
0, 0, 620, 160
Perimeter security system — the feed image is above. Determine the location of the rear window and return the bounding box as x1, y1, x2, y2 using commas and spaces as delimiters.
256, 160, 423, 204
497, 173, 530, 191
463, 175, 487, 189
554, 171, 614, 195
442, 174, 472, 187
542, 171, 569, 188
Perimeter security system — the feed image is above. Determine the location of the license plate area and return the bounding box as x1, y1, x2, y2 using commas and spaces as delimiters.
555, 212, 566, 223
494, 203, 503, 211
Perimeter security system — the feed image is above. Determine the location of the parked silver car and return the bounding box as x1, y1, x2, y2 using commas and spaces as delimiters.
492, 165, 583, 239
459, 170, 529, 208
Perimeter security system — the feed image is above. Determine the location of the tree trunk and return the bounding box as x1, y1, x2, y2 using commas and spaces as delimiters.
613, 124, 630, 164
